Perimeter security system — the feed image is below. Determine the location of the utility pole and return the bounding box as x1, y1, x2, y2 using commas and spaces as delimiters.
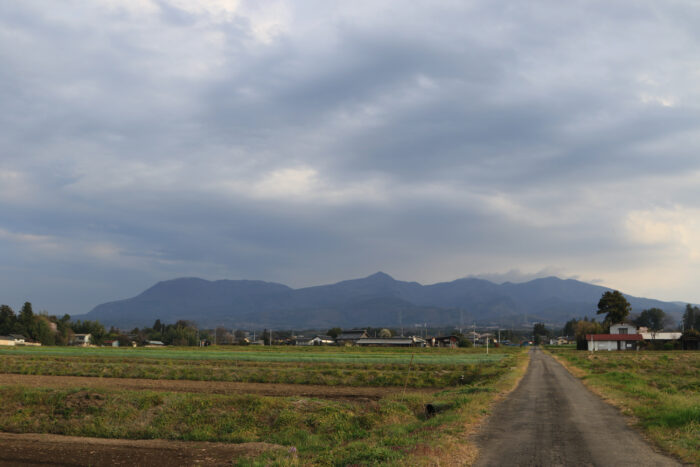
473, 323, 476, 347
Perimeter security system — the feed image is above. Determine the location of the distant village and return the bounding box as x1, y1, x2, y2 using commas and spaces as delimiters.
2, 294, 699, 350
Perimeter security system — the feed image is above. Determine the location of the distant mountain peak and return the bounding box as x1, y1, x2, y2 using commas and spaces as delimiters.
365, 271, 394, 281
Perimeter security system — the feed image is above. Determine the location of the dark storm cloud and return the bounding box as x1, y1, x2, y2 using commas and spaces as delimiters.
2, 0, 700, 314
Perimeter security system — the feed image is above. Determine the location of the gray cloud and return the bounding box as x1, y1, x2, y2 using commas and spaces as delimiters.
2, 0, 700, 315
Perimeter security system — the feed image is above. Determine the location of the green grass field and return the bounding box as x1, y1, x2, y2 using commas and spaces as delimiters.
0, 345, 506, 364
0, 345, 513, 388
548, 349, 700, 465
0, 345, 529, 465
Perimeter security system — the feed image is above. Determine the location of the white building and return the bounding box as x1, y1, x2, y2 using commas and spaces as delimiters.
587, 323, 642, 351
72, 334, 92, 346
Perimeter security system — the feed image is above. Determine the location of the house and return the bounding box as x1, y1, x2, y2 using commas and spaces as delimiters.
356, 336, 427, 347
335, 329, 368, 346
296, 335, 335, 346
9, 334, 26, 345
549, 336, 571, 345
310, 335, 335, 345
72, 334, 92, 346
466, 331, 480, 343
0, 336, 15, 346
103, 339, 120, 347
587, 323, 642, 351
434, 335, 460, 348
609, 323, 635, 335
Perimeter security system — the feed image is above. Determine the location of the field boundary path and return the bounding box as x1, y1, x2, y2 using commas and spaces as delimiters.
0, 432, 286, 466
473, 347, 681, 467
0, 373, 434, 400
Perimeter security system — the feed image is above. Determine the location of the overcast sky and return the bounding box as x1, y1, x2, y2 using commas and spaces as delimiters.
2, 0, 700, 315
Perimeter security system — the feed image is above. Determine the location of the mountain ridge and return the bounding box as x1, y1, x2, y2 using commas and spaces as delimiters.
77, 273, 687, 329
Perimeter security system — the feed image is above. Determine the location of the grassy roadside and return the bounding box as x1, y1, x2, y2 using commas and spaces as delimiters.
432, 345, 531, 466
546, 348, 700, 466
0, 348, 529, 466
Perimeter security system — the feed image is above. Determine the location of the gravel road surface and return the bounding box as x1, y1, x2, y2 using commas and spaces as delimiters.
474, 348, 680, 467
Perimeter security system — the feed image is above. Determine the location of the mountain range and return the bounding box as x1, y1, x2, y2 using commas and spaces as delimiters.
77, 273, 687, 330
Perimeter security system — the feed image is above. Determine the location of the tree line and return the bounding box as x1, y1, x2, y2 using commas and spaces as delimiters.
0, 302, 93, 345
0, 302, 205, 347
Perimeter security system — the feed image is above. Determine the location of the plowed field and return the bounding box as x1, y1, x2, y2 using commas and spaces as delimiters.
0, 373, 434, 401
0, 432, 289, 466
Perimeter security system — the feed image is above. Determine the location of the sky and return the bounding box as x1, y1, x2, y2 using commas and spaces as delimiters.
2, 0, 700, 316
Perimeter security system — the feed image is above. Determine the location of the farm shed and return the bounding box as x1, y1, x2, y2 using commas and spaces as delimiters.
0, 336, 15, 346
586, 334, 642, 351
640, 331, 682, 342
9, 334, 26, 345
335, 329, 368, 345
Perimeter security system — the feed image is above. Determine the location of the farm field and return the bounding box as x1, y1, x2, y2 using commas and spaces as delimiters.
547, 348, 700, 465
0, 345, 529, 466
0, 345, 507, 387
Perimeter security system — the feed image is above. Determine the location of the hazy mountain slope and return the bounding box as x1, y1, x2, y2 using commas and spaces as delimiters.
84, 278, 293, 328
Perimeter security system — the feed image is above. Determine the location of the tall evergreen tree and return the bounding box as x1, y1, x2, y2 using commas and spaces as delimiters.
683, 304, 699, 331
596, 291, 631, 326
635, 308, 666, 332
0, 305, 16, 335
17, 302, 35, 338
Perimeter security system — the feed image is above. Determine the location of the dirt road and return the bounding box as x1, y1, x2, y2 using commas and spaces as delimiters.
473, 348, 680, 467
